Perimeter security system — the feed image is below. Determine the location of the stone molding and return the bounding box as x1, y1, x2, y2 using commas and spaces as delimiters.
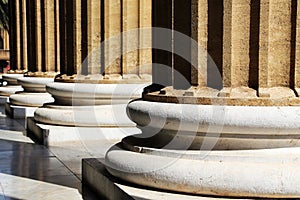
55, 74, 152, 84
17, 77, 54, 93
106, 145, 300, 198
9, 92, 53, 107
46, 82, 149, 106
143, 85, 300, 106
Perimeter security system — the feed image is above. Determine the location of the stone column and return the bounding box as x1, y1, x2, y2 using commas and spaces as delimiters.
139, 0, 152, 75
0, 29, 9, 50
58, 0, 81, 77
0, 1, 25, 100
6, 0, 63, 118
24, 0, 60, 76
103, 0, 300, 198
8, 0, 21, 71
27, 0, 152, 147
20, 0, 27, 71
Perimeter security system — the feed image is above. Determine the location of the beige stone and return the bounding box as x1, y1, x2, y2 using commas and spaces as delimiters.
104, 0, 121, 74
259, 0, 270, 88
122, 0, 139, 75
21, 0, 27, 70
139, 0, 152, 75
222, 0, 233, 87
231, 0, 251, 87
55, 0, 60, 72
86, 0, 101, 74
15, 0, 21, 70
35, 0, 42, 72
191, 0, 207, 86
44, 1, 56, 72
144, 0, 300, 106
267, 0, 292, 87
295, 0, 300, 87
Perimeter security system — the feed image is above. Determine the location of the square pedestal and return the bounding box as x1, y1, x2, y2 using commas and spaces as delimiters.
5, 102, 37, 119
82, 158, 227, 200
26, 117, 141, 147
0, 96, 9, 104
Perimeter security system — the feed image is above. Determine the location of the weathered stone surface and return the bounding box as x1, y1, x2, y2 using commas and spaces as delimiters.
103, 1, 300, 199
17, 77, 54, 92
46, 82, 148, 106
106, 145, 300, 198
2, 74, 24, 85
34, 104, 135, 127
147, 0, 298, 106
0, 86, 23, 96
83, 158, 226, 200
126, 100, 300, 150
9, 92, 54, 107
27, 117, 140, 146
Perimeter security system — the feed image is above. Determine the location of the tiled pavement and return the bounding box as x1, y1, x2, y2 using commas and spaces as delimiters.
0, 106, 98, 200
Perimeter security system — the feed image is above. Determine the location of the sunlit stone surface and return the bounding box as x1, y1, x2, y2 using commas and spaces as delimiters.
102, 0, 300, 198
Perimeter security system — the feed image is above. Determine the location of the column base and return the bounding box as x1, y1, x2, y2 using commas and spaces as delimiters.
0, 86, 23, 96
105, 142, 300, 198
0, 96, 9, 104
103, 100, 300, 198
17, 77, 54, 92
46, 82, 148, 106
82, 158, 222, 200
5, 93, 54, 119
2, 74, 24, 85
9, 92, 54, 107
34, 104, 135, 127
126, 100, 300, 150
26, 117, 141, 147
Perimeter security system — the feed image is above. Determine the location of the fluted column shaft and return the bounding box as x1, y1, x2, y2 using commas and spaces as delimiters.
9, 0, 60, 74
57, 0, 152, 83
8, 0, 22, 70
147, 0, 300, 106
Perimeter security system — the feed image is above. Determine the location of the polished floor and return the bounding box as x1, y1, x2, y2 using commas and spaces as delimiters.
0, 107, 86, 200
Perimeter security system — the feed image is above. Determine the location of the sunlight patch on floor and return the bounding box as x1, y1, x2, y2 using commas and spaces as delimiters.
0, 173, 82, 200
0, 130, 33, 143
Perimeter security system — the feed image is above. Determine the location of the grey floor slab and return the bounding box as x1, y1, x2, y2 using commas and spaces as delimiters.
0, 107, 84, 200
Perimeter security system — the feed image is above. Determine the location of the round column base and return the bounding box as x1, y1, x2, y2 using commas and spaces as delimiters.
2, 74, 24, 85
126, 100, 300, 150
9, 93, 54, 107
105, 143, 300, 198
46, 82, 148, 106
0, 86, 23, 96
17, 77, 54, 92
104, 100, 300, 198
34, 104, 136, 127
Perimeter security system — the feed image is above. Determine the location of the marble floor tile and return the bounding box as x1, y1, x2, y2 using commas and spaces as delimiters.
0, 111, 84, 200
0, 173, 82, 200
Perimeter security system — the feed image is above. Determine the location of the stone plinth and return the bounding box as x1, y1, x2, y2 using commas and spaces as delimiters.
83, 158, 230, 200
0, 86, 23, 97
103, 100, 300, 198
5, 76, 55, 119
26, 117, 140, 147
2, 74, 23, 86
0, 74, 24, 104
106, 144, 300, 198
45, 82, 149, 106
27, 82, 150, 146
9, 93, 53, 107
17, 77, 54, 93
